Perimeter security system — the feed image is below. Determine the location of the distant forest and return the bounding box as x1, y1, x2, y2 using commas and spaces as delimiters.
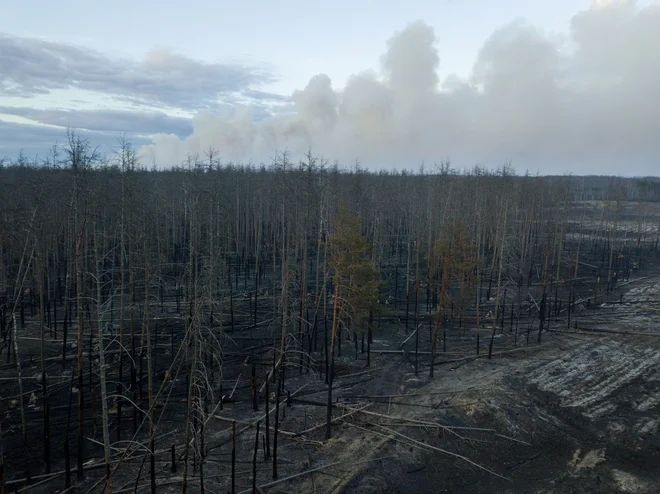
2, 132, 660, 203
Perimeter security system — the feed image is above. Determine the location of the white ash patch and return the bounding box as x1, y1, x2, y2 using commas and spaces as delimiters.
633, 418, 658, 435
612, 469, 651, 493
623, 281, 660, 301
607, 421, 626, 434
527, 342, 660, 425
567, 448, 606, 472
584, 401, 617, 419
635, 394, 660, 412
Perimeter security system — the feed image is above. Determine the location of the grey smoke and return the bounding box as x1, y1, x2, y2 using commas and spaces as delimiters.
141, 3, 660, 175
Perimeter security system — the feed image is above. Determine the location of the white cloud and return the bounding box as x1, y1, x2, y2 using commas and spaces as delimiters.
0, 33, 277, 110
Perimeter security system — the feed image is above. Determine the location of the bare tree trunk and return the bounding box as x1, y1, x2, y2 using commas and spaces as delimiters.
143, 247, 156, 494
538, 231, 551, 344
95, 237, 112, 492
489, 199, 508, 359
8, 213, 37, 445
430, 259, 448, 378
414, 237, 420, 375
326, 279, 340, 439
38, 248, 51, 473
475, 218, 482, 355
11, 313, 26, 444
76, 229, 85, 479
252, 420, 260, 493
405, 237, 411, 331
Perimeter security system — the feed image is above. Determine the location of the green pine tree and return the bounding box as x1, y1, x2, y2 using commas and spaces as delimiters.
326, 206, 380, 439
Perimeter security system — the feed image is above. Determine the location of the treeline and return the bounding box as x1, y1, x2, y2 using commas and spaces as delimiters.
1, 132, 659, 491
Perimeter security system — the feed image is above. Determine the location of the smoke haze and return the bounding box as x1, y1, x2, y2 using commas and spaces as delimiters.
140, 2, 660, 175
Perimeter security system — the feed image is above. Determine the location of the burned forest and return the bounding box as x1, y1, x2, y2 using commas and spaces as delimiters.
1, 137, 660, 493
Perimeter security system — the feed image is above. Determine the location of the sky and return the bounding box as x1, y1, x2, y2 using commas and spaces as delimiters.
1, 0, 659, 175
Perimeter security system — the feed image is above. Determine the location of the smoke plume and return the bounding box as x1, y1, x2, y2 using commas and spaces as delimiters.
140, 3, 660, 175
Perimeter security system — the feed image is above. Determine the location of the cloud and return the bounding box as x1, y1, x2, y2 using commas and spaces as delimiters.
0, 120, 150, 159
242, 89, 291, 104
0, 121, 66, 155
0, 33, 276, 110
0, 107, 193, 136
141, 4, 660, 176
